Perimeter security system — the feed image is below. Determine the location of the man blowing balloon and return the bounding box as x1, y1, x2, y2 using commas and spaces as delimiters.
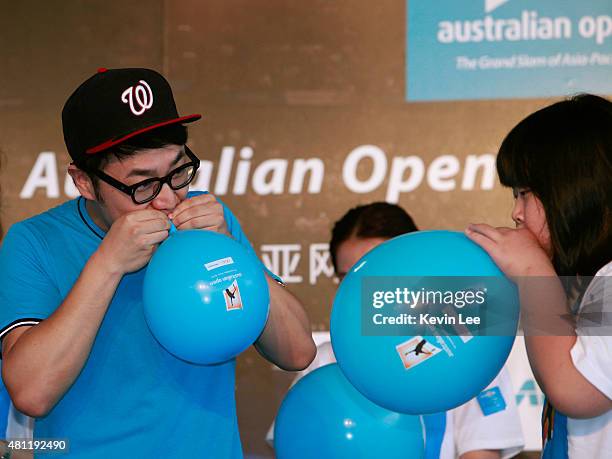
0, 68, 315, 458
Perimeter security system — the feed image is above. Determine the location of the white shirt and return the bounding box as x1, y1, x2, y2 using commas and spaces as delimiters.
6, 404, 33, 439
565, 261, 612, 458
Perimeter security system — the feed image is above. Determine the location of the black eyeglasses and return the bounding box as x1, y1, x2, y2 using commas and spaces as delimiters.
93, 146, 201, 204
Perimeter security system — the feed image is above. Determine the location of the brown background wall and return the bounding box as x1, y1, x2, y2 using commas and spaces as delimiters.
1, 1, 570, 457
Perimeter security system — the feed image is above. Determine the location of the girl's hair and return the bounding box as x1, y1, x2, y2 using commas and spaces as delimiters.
497, 94, 612, 276
329, 202, 418, 273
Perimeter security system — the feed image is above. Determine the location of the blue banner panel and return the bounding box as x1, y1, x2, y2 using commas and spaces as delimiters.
407, 0, 612, 101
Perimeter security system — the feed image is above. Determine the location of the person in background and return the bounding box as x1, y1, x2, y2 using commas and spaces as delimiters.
269, 202, 525, 459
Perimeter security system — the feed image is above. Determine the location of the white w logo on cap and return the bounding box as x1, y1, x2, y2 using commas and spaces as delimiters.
121, 80, 154, 116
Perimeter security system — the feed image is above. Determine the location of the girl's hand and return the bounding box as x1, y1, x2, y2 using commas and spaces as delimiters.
465, 224, 555, 279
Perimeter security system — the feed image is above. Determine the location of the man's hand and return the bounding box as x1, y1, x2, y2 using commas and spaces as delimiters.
96, 209, 170, 275
170, 194, 230, 236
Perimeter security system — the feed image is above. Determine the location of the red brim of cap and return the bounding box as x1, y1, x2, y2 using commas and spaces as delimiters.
85, 114, 202, 154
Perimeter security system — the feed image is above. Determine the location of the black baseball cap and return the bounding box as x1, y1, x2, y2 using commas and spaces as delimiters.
62, 68, 201, 163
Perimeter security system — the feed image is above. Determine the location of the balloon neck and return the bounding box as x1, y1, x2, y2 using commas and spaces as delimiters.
169, 221, 178, 235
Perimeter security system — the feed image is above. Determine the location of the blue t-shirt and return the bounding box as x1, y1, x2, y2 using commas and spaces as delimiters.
0, 362, 9, 438
0, 192, 271, 458
423, 412, 446, 459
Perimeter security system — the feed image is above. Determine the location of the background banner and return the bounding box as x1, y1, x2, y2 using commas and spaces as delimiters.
407, 0, 612, 100
1, 1, 609, 456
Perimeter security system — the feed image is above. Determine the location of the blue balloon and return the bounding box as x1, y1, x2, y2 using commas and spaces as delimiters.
274, 364, 425, 459
331, 230, 519, 414
143, 230, 270, 365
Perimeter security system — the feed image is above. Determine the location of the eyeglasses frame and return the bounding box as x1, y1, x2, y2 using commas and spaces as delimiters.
91, 145, 201, 204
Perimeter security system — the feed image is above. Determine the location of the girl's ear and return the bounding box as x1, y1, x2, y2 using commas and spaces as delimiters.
67, 164, 97, 201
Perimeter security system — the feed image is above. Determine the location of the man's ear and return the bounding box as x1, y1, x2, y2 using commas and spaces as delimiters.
67, 164, 97, 201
